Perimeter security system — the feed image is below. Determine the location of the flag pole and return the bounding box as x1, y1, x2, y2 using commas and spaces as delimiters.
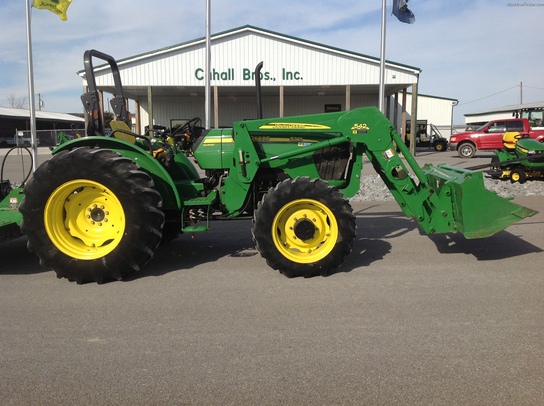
25, 0, 38, 173
204, 0, 211, 129
378, 0, 386, 114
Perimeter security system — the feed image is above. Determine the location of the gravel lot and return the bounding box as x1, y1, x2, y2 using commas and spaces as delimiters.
352, 174, 544, 202
352, 149, 544, 202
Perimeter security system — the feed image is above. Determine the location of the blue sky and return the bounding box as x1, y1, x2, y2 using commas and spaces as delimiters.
0, 0, 543, 124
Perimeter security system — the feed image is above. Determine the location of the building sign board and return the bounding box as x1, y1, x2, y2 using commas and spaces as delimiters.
195, 67, 304, 83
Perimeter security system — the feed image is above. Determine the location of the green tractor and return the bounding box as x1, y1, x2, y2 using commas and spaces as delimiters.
490, 131, 544, 183
8, 50, 537, 283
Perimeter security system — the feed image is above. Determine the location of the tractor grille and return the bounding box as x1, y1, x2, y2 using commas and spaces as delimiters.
314, 143, 351, 180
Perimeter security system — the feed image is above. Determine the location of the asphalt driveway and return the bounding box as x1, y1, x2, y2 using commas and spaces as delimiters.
1, 195, 543, 405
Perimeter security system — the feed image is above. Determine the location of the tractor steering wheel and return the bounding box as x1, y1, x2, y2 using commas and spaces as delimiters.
172, 117, 201, 137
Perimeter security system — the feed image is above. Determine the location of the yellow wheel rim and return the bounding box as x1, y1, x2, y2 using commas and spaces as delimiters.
511, 172, 520, 182
272, 198, 338, 264
44, 179, 126, 260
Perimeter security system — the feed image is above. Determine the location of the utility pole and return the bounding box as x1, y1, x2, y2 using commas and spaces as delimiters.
520, 81, 523, 105
205, 0, 211, 129
378, 0, 386, 113
25, 0, 38, 173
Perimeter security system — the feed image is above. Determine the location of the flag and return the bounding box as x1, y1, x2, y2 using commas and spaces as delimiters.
392, 0, 415, 24
33, 0, 72, 21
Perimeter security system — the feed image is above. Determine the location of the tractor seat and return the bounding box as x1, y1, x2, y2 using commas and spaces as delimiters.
502, 132, 520, 150
110, 120, 136, 144
110, 120, 174, 170
110, 120, 155, 155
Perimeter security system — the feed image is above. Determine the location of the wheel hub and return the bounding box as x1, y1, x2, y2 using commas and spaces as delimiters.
89, 205, 107, 222
293, 218, 316, 241
271, 198, 338, 264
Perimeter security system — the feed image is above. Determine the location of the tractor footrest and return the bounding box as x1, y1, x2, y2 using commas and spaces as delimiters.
181, 193, 217, 232
183, 195, 216, 206
182, 225, 209, 232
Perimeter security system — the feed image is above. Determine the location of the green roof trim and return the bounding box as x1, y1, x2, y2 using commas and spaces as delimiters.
407, 92, 458, 102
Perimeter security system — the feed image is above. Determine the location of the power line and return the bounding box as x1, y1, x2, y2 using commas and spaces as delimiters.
523, 84, 544, 91
458, 85, 519, 106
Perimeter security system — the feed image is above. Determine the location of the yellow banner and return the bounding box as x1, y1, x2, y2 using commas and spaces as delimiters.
33, 0, 73, 21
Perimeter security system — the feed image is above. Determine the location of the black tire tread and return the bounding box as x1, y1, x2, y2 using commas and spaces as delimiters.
20, 147, 164, 284
252, 177, 355, 278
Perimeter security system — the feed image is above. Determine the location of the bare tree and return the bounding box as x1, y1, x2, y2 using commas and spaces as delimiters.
7, 94, 28, 109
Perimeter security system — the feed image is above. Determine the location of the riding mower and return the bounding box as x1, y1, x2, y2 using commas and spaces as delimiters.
489, 132, 544, 183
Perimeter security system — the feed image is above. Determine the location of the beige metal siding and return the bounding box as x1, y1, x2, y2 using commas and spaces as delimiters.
81, 26, 440, 130
92, 28, 418, 88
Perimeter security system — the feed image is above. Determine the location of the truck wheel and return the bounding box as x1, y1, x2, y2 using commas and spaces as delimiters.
252, 177, 355, 278
458, 143, 476, 158
510, 168, 527, 184
20, 147, 164, 284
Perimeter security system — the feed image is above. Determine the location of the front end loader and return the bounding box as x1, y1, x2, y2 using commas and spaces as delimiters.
17, 50, 538, 283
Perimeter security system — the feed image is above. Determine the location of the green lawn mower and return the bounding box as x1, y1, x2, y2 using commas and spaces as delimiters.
490, 132, 544, 183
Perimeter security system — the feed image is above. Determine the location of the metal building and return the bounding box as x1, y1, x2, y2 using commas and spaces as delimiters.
465, 101, 544, 129
0, 107, 84, 147
79, 25, 452, 135
404, 93, 458, 138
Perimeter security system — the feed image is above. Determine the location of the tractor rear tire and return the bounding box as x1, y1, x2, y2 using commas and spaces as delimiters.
252, 177, 356, 278
20, 147, 164, 284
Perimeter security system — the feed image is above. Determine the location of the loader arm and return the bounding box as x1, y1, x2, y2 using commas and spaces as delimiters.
230, 107, 536, 238
344, 107, 537, 238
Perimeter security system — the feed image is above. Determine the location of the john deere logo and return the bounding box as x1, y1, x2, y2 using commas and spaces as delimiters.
35, 0, 62, 11
33, 0, 72, 21
258, 123, 331, 130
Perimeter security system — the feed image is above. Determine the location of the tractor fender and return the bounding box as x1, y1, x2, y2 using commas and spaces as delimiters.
52, 136, 182, 211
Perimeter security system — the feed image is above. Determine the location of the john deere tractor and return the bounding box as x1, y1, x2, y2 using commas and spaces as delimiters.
10, 50, 537, 283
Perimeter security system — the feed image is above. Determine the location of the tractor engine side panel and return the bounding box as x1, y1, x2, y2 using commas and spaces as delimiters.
192, 128, 235, 171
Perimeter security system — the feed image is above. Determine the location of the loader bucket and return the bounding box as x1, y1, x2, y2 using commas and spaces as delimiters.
423, 164, 537, 239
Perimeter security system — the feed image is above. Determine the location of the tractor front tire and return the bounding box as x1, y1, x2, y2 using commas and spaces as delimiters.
20, 147, 164, 284
252, 177, 356, 278
510, 167, 527, 184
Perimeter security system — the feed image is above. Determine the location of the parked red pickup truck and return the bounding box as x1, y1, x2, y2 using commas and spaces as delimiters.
449, 118, 544, 158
